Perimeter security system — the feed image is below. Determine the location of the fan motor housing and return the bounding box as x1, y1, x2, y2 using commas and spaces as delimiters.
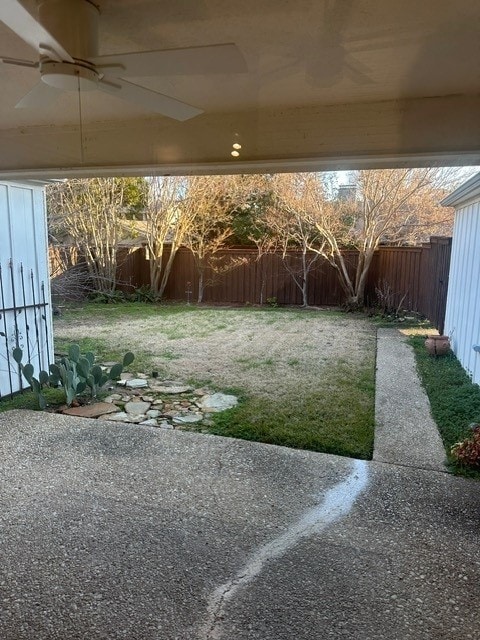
39, 0, 100, 61
40, 60, 99, 91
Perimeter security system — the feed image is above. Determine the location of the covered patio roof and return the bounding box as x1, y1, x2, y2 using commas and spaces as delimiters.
0, 0, 479, 178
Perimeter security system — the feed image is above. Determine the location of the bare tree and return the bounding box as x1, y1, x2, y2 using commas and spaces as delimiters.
182, 176, 242, 303
248, 229, 278, 305
306, 168, 463, 308
235, 175, 279, 304
47, 178, 146, 293
144, 176, 194, 298
261, 174, 324, 307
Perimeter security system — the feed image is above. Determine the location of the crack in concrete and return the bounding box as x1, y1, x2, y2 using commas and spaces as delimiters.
199, 459, 369, 639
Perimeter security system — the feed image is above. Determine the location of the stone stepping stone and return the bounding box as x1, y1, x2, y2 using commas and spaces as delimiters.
63, 403, 119, 418
153, 386, 192, 395
104, 412, 147, 424
125, 401, 151, 415
197, 393, 238, 413
149, 380, 193, 394
125, 379, 149, 389
173, 413, 203, 425
104, 394, 122, 403
104, 412, 132, 423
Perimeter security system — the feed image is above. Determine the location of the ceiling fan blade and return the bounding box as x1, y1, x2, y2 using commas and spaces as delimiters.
92, 43, 247, 78
344, 55, 375, 85
0, 0, 73, 62
98, 77, 203, 121
1, 55, 38, 68
15, 80, 62, 109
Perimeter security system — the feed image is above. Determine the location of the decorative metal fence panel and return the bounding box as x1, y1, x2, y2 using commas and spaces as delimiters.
0, 181, 54, 399
0, 260, 50, 398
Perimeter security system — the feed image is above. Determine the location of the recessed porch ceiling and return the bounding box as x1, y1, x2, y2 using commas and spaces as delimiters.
0, 0, 479, 178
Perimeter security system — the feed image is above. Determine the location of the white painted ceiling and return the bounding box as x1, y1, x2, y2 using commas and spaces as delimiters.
0, 0, 479, 177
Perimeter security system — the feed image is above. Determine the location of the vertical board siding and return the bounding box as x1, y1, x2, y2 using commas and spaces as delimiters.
445, 203, 480, 385
0, 182, 53, 398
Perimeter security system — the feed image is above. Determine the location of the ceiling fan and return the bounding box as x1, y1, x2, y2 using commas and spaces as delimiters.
305, 0, 374, 88
0, 0, 247, 121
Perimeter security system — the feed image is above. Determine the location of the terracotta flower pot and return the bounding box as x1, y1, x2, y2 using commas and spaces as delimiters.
425, 334, 450, 356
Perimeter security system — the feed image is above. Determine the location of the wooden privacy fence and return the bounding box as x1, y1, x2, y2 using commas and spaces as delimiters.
418, 237, 452, 334
366, 237, 452, 332
116, 247, 357, 306
114, 237, 452, 332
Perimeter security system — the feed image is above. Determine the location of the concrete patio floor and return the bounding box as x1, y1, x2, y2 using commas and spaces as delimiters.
0, 410, 479, 640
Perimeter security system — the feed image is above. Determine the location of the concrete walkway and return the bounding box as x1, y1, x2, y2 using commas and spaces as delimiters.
374, 328, 447, 472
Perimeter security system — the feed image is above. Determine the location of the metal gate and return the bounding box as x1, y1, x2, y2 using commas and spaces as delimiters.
0, 260, 51, 398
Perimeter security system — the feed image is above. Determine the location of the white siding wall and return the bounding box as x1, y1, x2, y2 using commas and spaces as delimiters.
0, 181, 53, 397
444, 200, 480, 384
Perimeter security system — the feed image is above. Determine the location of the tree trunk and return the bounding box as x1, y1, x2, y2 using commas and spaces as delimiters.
150, 258, 163, 295
301, 279, 308, 307
260, 273, 266, 305
301, 251, 308, 307
158, 246, 178, 299
344, 294, 363, 310
282, 251, 311, 307
352, 248, 376, 308
259, 256, 267, 305
197, 270, 205, 304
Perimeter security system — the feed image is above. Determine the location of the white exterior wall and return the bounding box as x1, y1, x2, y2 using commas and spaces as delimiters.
0, 181, 54, 397
444, 197, 480, 385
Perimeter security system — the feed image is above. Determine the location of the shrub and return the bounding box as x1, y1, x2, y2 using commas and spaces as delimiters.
451, 425, 480, 469
373, 279, 407, 318
89, 289, 128, 304
134, 285, 159, 303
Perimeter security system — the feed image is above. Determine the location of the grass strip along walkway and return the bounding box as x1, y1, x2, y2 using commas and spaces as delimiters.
409, 335, 480, 478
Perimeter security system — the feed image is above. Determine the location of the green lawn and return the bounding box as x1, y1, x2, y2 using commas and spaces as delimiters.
409, 335, 480, 477
1, 302, 376, 460
209, 362, 375, 459
0, 387, 66, 412
5, 302, 480, 472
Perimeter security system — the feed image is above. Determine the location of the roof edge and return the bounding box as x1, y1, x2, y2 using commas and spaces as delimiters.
441, 171, 480, 207
0, 151, 479, 181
